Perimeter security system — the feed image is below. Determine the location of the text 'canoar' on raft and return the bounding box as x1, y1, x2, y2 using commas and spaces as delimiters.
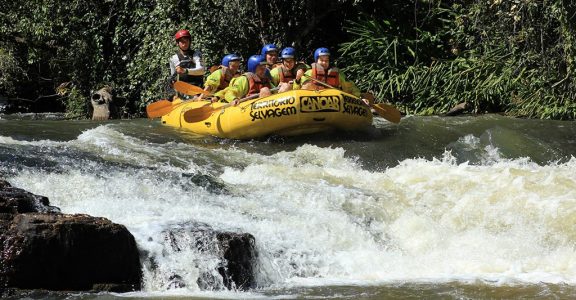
300, 96, 340, 113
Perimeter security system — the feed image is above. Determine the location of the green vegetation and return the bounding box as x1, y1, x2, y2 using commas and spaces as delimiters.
0, 48, 23, 96
1, 0, 575, 119
340, 0, 576, 119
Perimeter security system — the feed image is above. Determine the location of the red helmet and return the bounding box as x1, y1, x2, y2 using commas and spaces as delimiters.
174, 29, 191, 41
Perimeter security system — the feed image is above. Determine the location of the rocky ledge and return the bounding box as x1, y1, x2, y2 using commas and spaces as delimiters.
0, 178, 258, 295
0, 179, 142, 293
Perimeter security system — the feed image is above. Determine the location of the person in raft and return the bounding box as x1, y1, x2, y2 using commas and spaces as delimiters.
260, 43, 280, 82
197, 53, 242, 101
270, 47, 307, 92
261, 43, 280, 70
224, 55, 276, 106
168, 29, 205, 98
300, 47, 361, 97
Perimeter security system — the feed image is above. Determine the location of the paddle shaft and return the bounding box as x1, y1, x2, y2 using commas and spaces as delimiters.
173, 81, 211, 96
220, 86, 281, 110
182, 87, 280, 123
147, 97, 202, 119
303, 75, 401, 123
303, 75, 361, 100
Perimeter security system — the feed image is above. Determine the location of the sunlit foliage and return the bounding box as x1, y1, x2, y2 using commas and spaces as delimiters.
1, 0, 575, 119
340, 0, 576, 119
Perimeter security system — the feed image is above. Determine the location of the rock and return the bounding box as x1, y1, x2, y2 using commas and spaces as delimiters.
1, 214, 142, 291
0, 179, 60, 215
0, 95, 8, 114
91, 87, 114, 120
0, 179, 142, 292
0, 288, 70, 299
215, 231, 256, 290
183, 173, 229, 195
148, 222, 256, 291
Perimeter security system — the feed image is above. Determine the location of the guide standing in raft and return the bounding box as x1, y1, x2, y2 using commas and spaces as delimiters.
169, 29, 205, 98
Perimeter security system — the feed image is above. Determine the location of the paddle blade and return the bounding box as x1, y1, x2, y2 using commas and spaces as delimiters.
146, 100, 173, 118
173, 81, 210, 96
372, 103, 402, 124
183, 105, 216, 123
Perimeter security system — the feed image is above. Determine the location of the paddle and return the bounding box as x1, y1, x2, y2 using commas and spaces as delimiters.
146, 99, 173, 118
146, 69, 211, 118
146, 92, 214, 119
183, 87, 280, 123
303, 76, 401, 124
173, 81, 211, 96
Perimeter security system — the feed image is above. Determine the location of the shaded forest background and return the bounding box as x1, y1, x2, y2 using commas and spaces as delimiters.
0, 0, 575, 119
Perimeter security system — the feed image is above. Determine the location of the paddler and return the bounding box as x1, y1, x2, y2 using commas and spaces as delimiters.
261, 43, 280, 70
224, 55, 276, 106
197, 53, 242, 101
301, 47, 361, 98
270, 47, 307, 92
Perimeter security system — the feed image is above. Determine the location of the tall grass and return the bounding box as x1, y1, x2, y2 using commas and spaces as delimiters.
340, 1, 576, 119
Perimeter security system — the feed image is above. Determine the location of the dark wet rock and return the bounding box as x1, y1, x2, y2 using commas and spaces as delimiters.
146, 221, 256, 291
0, 287, 71, 299
216, 231, 256, 290
183, 173, 230, 195
0, 179, 142, 292
0, 179, 60, 215
1, 213, 142, 291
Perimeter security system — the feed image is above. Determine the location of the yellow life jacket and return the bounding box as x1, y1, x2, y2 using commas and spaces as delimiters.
218, 67, 241, 90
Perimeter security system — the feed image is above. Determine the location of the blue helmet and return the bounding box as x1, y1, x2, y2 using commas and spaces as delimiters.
261, 44, 278, 56
247, 55, 266, 73
221, 53, 242, 67
314, 47, 330, 61
280, 47, 296, 59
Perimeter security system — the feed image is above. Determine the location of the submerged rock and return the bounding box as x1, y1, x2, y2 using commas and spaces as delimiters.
0, 178, 142, 292
144, 221, 257, 291
215, 231, 256, 290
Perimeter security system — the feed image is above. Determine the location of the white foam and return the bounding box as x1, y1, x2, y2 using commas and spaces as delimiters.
6, 135, 576, 294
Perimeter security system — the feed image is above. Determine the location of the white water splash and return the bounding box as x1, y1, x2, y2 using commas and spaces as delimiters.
4, 126, 576, 295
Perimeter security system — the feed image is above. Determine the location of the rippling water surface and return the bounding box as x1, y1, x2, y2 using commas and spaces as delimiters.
1, 115, 575, 299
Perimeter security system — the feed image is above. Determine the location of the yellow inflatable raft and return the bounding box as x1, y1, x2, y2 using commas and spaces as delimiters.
161, 88, 373, 139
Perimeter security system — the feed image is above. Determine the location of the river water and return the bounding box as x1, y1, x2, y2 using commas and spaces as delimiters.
1, 114, 576, 299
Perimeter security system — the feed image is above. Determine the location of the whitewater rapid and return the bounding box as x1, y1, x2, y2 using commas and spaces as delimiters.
2, 124, 576, 296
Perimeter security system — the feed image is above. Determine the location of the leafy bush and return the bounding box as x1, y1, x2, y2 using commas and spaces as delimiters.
0, 47, 23, 96
1, 0, 574, 119
0, 0, 375, 117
